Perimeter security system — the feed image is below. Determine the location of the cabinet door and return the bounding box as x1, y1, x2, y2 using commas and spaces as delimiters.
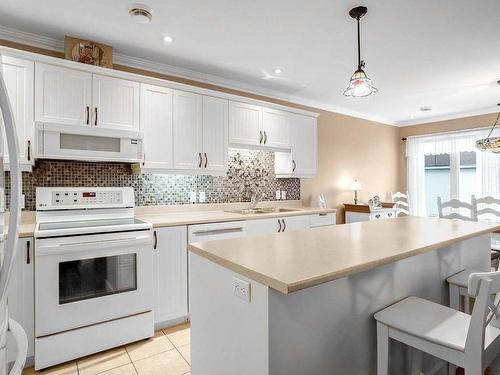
140, 84, 173, 169
6, 238, 34, 361
246, 218, 282, 236
202, 96, 228, 173
291, 114, 317, 177
92, 74, 140, 130
262, 107, 290, 149
281, 216, 309, 232
35, 63, 92, 126
0, 56, 34, 166
173, 90, 203, 170
153, 227, 188, 325
228, 101, 262, 147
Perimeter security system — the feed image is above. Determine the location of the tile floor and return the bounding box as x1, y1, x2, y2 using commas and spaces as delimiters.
22, 323, 191, 375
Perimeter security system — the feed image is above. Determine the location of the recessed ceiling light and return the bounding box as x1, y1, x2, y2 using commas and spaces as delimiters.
129, 3, 153, 23
273, 67, 283, 74
419, 107, 432, 112
163, 35, 174, 43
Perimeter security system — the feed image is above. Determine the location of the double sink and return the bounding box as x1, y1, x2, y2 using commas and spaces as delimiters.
225, 207, 299, 215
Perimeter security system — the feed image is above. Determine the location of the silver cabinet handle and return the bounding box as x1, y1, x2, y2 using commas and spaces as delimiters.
204, 153, 208, 168
192, 227, 244, 236
277, 219, 282, 232
198, 152, 202, 168
94, 107, 98, 126
263, 131, 267, 144
86, 106, 90, 124
153, 230, 158, 250
27, 140, 31, 161
259, 130, 263, 144
282, 219, 286, 232
292, 159, 296, 172
26, 240, 30, 264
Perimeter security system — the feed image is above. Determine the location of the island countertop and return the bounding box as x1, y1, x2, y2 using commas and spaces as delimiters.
188, 216, 500, 294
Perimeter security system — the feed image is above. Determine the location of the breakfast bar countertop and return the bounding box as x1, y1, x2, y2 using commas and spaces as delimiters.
188, 216, 500, 294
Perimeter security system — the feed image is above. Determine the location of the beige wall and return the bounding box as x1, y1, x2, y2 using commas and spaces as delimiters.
397, 113, 497, 191
0, 39, 403, 223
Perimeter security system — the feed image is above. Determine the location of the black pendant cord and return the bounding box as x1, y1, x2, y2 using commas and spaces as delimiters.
357, 16, 362, 70
486, 112, 500, 139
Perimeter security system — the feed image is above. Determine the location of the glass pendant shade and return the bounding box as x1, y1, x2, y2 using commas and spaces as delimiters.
343, 69, 378, 97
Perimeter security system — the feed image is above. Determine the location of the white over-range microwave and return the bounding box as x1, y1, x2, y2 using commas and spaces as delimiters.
35, 122, 143, 163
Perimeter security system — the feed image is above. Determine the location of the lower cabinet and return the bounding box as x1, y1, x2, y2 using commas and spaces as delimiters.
7, 237, 34, 363
152, 226, 188, 327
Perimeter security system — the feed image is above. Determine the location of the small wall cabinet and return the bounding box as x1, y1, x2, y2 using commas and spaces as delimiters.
152, 226, 188, 327
35, 63, 139, 130
1, 56, 34, 170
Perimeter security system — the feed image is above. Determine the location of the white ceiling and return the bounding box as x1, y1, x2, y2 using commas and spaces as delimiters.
0, 0, 499, 126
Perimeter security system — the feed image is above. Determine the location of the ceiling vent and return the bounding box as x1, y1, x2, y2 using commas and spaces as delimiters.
129, 4, 153, 23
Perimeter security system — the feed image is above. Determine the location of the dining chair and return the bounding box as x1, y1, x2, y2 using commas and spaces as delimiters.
437, 197, 476, 221
391, 191, 410, 217
375, 270, 500, 375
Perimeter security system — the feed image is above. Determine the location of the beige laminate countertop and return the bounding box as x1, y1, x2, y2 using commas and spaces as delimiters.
136, 207, 336, 228
10, 205, 336, 237
189, 216, 500, 294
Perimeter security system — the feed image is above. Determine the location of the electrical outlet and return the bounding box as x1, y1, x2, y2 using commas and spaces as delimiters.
189, 191, 197, 203
281, 190, 287, 200
276, 190, 281, 200
199, 191, 206, 203
232, 277, 251, 302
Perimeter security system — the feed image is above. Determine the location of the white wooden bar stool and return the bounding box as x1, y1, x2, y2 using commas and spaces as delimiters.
375, 270, 500, 375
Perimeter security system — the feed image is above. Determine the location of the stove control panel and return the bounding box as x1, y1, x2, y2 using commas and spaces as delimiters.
36, 187, 134, 210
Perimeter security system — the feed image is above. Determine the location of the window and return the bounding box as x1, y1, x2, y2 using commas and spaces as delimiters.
406, 128, 500, 217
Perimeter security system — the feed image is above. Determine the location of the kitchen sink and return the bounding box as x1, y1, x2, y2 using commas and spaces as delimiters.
225, 208, 300, 215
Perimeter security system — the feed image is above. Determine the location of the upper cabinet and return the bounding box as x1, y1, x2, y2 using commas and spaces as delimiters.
35, 63, 92, 126
275, 113, 317, 178
92, 74, 140, 130
0, 56, 35, 169
35, 63, 139, 130
202, 96, 228, 172
140, 83, 173, 170
173, 90, 203, 170
228, 100, 290, 150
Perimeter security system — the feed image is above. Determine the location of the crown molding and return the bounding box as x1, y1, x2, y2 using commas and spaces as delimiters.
0, 25, 398, 126
396, 106, 500, 127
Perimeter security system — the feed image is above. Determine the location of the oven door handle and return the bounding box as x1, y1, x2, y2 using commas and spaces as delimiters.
36, 234, 152, 256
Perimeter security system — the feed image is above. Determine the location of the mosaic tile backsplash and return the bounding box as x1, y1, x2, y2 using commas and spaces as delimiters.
6, 149, 300, 211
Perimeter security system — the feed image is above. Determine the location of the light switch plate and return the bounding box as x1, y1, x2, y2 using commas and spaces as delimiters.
199, 191, 206, 203
189, 191, 197, 203
232, 277, 251, 302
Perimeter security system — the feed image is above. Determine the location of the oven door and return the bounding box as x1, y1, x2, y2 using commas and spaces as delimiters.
34, 229, 152, 337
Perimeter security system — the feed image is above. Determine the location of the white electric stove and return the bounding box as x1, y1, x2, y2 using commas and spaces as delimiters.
34, 187, 154, 370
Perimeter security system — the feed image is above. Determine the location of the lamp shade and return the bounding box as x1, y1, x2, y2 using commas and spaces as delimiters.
351, 180, 362, 191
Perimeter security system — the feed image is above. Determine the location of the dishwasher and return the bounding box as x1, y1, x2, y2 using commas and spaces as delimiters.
188, 221, 247, 244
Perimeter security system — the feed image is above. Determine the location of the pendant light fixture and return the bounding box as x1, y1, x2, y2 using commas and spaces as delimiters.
476, 104, 500, 153
343, 6, 378, 97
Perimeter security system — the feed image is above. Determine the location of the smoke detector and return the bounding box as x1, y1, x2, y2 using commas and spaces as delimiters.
129, 3, 153, 23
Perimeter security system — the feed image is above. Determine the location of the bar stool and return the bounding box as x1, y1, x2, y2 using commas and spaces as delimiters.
374, 270, 500, 375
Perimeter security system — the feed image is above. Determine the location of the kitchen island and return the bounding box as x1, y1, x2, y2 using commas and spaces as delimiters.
188, 217, 500, 375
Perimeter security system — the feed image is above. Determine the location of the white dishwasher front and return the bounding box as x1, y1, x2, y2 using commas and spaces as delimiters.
188, 221, 247, 243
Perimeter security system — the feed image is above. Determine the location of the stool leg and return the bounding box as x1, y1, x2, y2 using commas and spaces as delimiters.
449, 284, 460, 311
377, 322, 389, 375
410, 348, 422, 375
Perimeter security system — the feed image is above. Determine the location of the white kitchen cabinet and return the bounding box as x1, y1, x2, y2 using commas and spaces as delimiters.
246, 215, 310, 236
140, 84, 173, 169
152, 226, 188, 327
262, 107, 290, 149
309, 213, 336, 228
0, 56, 34, 169
202, 96, 228, 173
6, 237, 34, 362
92, 74, 140, 130
173, 90, 203, 170
35, 63, 92, 126
228, 101, 262, 147
275, 113, 317, 178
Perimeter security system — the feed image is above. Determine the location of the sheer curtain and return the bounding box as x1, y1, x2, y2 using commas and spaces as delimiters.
406, 127, 500, 216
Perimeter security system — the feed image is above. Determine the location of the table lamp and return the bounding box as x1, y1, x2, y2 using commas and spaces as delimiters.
351, 179, 362, 204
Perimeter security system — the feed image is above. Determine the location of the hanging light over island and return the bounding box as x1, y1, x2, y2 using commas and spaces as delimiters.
343, 6, 378, 97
